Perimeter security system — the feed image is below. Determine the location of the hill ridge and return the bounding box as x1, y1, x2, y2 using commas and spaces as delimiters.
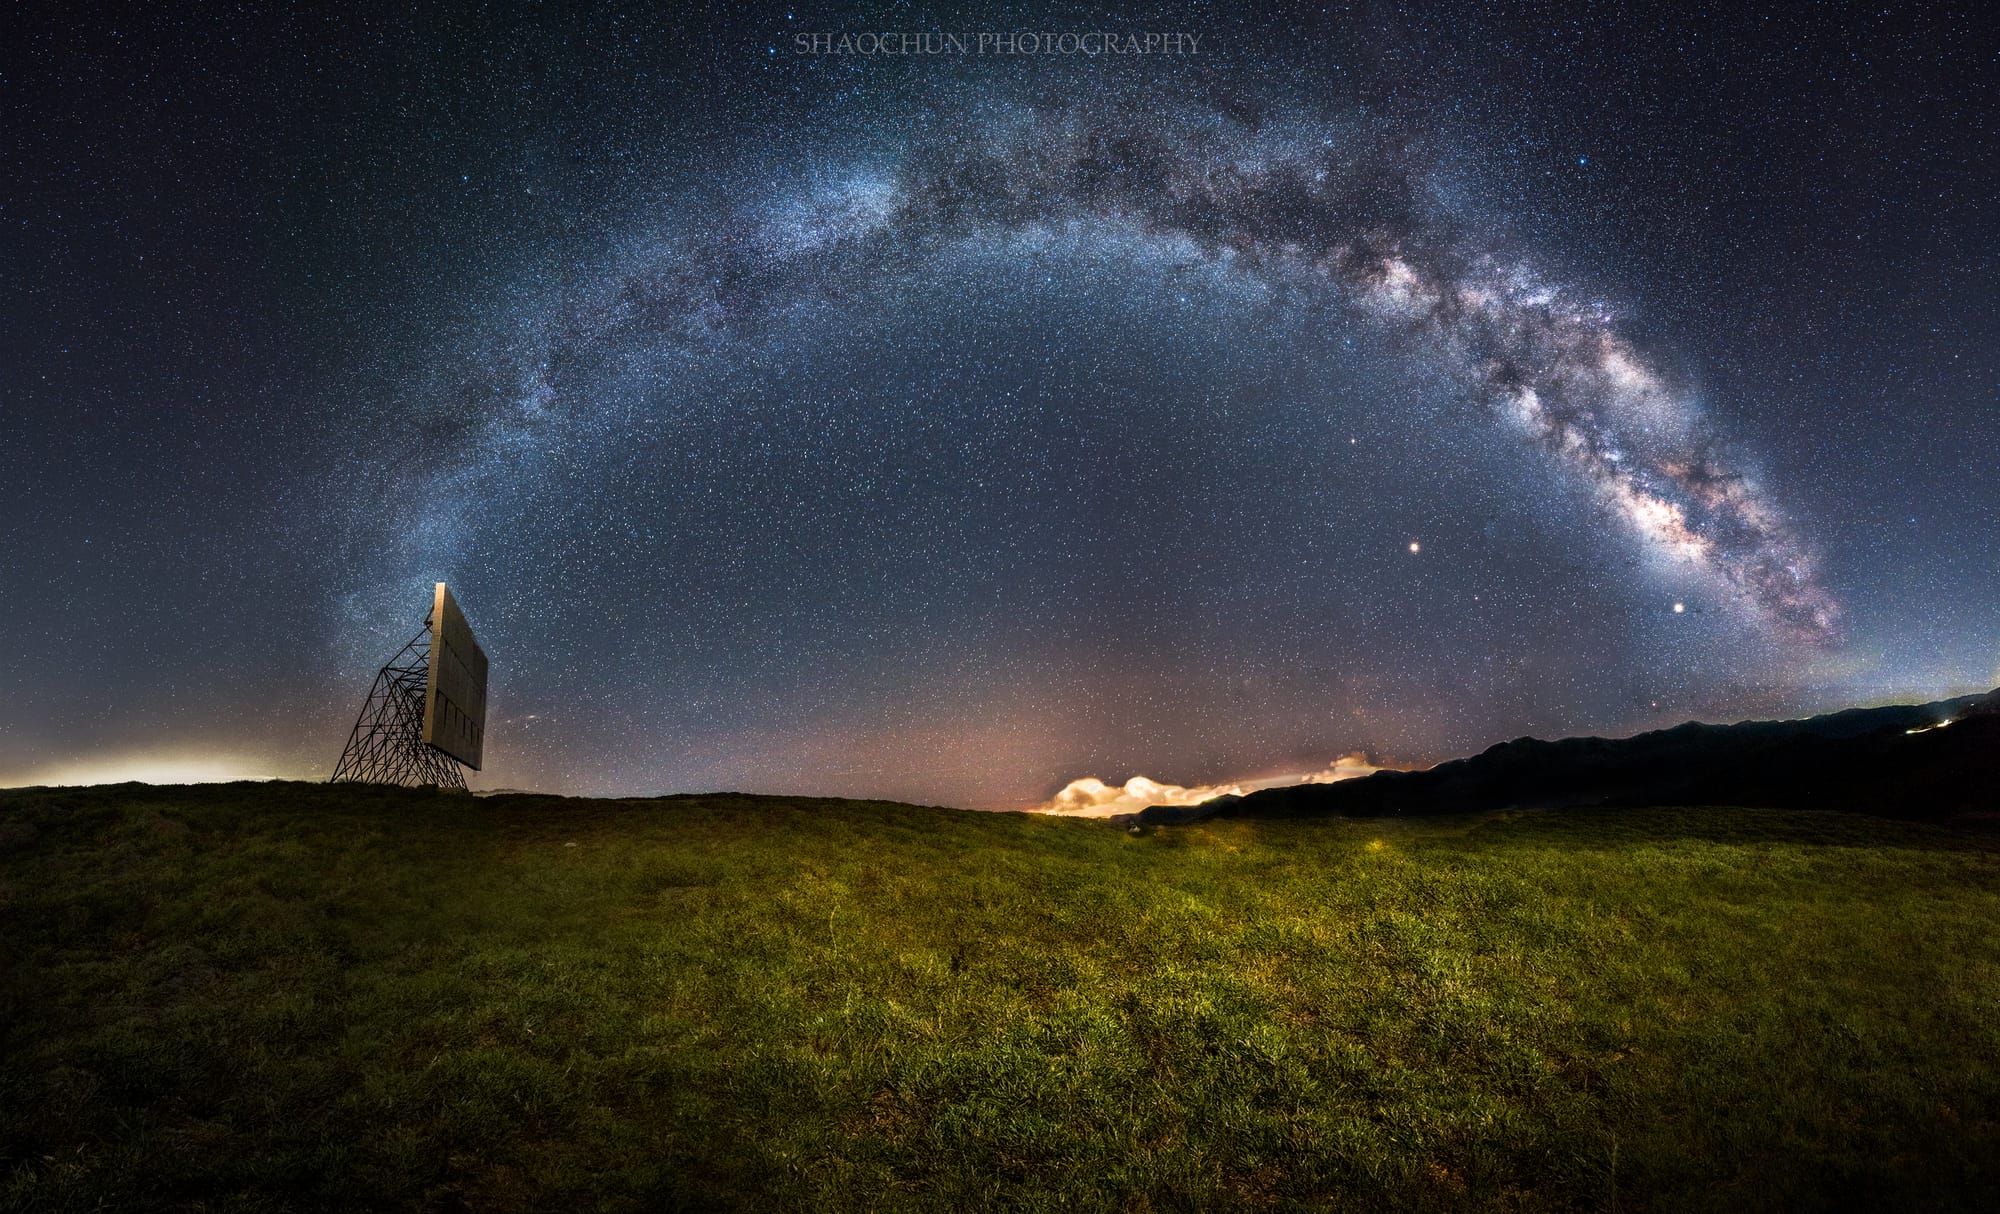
1134, 688, 2000, 824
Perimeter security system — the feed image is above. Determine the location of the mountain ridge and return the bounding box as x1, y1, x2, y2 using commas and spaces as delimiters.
1132, 689, 2000, 825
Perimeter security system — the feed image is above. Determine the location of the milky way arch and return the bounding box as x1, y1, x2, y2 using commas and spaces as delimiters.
443, 103, 1839, 645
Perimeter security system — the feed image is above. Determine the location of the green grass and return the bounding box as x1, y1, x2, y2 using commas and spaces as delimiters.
3, 784, 1998, 1211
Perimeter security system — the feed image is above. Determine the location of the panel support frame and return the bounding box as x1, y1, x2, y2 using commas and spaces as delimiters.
329, 620, 470, 790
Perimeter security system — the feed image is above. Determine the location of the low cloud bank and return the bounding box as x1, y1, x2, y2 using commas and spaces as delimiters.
1035, 754, 1384, 817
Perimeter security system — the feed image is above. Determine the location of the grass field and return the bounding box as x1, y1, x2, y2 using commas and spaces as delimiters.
3, 783, 1998, 1211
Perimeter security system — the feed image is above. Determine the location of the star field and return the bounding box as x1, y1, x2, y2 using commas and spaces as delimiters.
3, 4, 1996, 806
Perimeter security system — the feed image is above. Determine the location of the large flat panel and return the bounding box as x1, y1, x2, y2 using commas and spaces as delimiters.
422, 582, 488, 769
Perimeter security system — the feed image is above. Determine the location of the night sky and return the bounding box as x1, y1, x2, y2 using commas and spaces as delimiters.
4, 4, 1996, 808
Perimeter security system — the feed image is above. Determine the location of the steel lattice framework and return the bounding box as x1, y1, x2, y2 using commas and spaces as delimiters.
329, 626, 468, 789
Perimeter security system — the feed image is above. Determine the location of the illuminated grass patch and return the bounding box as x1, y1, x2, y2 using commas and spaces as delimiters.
2, 784, 1997, 1209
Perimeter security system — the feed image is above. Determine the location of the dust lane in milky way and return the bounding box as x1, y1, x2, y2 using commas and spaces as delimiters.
422, 103, 1836, 647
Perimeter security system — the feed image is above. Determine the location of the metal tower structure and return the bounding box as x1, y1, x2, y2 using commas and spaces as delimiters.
329, 623, 468, 789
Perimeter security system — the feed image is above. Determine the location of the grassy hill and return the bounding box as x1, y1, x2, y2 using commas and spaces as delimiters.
3, 783, 1998, 1211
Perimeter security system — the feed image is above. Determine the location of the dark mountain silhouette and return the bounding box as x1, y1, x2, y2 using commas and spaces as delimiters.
1135, 689, 2000, 825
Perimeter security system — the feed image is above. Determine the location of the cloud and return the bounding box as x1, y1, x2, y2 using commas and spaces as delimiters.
1035, 752, 1383, 816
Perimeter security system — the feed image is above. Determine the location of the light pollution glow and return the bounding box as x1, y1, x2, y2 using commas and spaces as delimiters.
1, 751, 289, 788
1036, 753, 1385, 817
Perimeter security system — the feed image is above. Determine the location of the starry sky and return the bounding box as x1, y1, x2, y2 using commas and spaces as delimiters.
4, 3, 1997, 808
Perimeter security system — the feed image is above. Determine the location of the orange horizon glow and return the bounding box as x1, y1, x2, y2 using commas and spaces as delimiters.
0, 751, 298, 789
1034, 753, 1389, 817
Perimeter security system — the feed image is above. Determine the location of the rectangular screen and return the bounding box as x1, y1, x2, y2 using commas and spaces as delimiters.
422, 582, 488, 770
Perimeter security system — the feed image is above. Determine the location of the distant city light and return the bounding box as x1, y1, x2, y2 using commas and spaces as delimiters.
2, 752, 286, 788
